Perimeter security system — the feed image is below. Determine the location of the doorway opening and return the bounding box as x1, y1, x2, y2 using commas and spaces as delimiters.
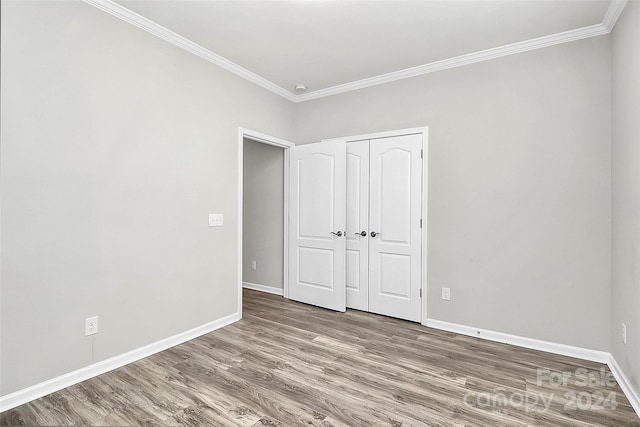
237, 128, 294, 316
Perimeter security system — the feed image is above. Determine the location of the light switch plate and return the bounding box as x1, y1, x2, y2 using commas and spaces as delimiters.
208, 213, 223, 227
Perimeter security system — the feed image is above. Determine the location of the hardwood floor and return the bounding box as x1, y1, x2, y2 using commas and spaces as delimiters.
2, 289, 638, 426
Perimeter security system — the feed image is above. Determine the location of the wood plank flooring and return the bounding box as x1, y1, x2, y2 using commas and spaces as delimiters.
1, 289, 638, 426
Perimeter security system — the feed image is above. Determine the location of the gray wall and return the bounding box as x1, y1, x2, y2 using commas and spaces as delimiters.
0, 0, 295, 395
2, 0, 634, 403
242, 139, 284, 290
295, 37, 612, 351
611, 0, 640, 399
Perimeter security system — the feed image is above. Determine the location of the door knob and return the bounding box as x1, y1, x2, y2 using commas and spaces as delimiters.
354, 231, 367, 237
370, 231, 380, 237
330, 231, 343, 237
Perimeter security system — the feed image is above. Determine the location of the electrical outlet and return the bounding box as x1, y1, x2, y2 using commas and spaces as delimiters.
622, 322, 627, 345
251, 260, 257, 270
85, 316, 98, 336
441, 287, 451, 301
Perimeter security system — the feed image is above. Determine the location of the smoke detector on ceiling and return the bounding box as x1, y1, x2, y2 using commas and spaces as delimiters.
294, 84, 307, 92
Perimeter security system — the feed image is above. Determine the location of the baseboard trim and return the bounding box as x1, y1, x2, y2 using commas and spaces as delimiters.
425, 318, 610, 363
3, 311, 636, 419
242, 281, 284, 296
608, 355, 640, 417
425, 319, 639, 418
0, 312, 240, 412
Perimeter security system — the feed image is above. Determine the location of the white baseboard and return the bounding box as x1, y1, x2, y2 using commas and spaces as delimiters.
425, 318, 610, 363
3, 310, 637, 421
0, 312, 240, 412
426, 319, 639, 418
608, 355, 640, 417
243, 281, 284, 296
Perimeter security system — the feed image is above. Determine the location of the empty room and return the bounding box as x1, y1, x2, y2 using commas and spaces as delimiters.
1, 0, 639, 426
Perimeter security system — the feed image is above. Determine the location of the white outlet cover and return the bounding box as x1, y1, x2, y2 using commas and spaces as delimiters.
85, 316, 98, 336
622, 323, 627, 345
208, 213, 224, 227
442, 287, 451, 301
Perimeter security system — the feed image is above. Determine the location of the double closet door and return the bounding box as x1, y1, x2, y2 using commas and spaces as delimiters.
288, 132, 423, 322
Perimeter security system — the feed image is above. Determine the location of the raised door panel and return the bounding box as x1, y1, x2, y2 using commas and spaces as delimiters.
298, 154, 335, 239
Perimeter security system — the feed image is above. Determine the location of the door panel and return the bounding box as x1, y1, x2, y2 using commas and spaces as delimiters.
369, 134, 422, 322
379, 148, 412, 244
298, 247, 334, 289
289, 141, 346, 312
345, 250, 360, 291
345, 141, 369, 311
379, 253, 411, 297
298, 154, 335, 238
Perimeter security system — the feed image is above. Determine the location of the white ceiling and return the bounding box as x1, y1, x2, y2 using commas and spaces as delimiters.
114, 0, 613, 97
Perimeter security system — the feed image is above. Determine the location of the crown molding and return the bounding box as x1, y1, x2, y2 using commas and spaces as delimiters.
295, 23, 609, 102
84, 0, 627, 104
603, 0, 629, 31
82, 0, 297, 102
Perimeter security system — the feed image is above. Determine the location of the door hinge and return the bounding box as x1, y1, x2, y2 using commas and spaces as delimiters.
420, 149, 423, 159
419, 288, 422, 298
420, 219, 422, 228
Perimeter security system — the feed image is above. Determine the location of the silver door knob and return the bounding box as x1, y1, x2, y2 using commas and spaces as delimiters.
354, 231, 367, 237
370, 231, 380, 237
330, 231, 343, 237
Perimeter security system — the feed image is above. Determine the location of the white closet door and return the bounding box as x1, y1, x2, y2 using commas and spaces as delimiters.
288, 141, 346, 312
345, 141, 369, 311
368, 134, 423, 322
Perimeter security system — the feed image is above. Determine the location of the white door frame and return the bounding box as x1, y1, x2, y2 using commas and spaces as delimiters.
322, 126, 429, 325
237, 128, 295, 317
